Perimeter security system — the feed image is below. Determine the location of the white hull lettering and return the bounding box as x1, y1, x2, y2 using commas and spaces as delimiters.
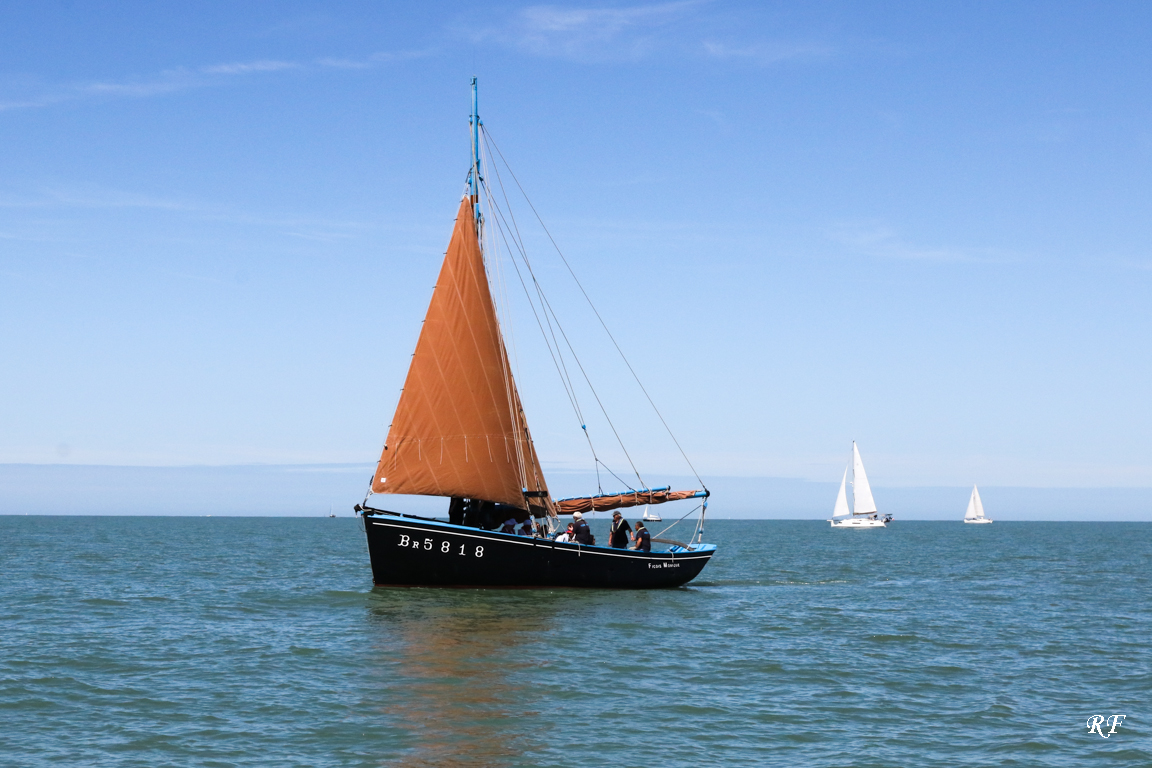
397, 533, 486, 557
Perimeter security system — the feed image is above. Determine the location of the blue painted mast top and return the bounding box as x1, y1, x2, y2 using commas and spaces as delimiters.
468, 76, 482, 225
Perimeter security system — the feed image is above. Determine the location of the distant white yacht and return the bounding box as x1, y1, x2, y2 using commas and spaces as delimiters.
829, 442, 892, 528
963, 485, 992, 524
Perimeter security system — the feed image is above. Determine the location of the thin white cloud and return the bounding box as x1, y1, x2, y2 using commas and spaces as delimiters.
703, 39, 834, 65
199, 60, 301, 75
1120, 257, 1152, 271
316, 49, 438, 70
830, 223, 1015, 264
15, 184, 201, 212
473, 1, 702, 61
0, 183, 372, 239
81, 78, 195, 98
695, 108, 729, 131
0, 50, 432, 113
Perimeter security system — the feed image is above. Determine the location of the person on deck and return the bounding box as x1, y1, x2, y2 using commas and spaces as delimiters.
554, 523, 574, 543
631, 520, 651, 552
609, 511, 632, 549
519, 517, 535, 536
572, 512, 593, 545
501, 517, 518, 534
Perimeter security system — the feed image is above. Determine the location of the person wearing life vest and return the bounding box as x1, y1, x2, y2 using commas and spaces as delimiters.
571, 512, 593, 545
631, 520, 651, 552
609, 511, 632, 548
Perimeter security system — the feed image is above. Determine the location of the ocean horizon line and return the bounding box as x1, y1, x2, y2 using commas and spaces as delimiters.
2, 461, 1150, 491
1, 463, 1148, 520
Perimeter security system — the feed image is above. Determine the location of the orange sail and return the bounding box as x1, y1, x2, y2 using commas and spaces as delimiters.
372, 197, 552, 512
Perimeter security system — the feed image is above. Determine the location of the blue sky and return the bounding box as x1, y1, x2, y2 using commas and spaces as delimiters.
2, 1, 1150, 491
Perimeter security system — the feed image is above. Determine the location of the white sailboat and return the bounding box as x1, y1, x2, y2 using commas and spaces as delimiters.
829, 442, 891, 528
963, 485, 992, 524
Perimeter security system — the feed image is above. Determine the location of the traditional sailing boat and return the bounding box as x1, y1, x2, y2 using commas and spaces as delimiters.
829, 442, 892, 528
963, 485, 992, 524
353, 80, 716, 587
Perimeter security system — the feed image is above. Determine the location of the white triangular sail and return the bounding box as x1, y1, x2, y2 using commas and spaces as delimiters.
964, 486, 979, 520
851, 442, 878, 516
832, 466, 850, 517
972, 485, 986, 519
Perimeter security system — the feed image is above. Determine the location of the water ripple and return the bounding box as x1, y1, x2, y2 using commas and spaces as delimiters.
0, 517, 1149, 766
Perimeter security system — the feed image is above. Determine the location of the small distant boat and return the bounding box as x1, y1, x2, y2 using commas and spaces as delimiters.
829, 442, 892, 528
963, 485, 992, 524
641, 505, 662, 522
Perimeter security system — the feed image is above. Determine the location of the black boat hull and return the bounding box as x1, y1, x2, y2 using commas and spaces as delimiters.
363, 515, 715, 588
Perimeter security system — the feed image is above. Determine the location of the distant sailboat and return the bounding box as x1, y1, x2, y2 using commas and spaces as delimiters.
641, 505, 662, 522
963, 485, 992, 524
829, 442, 892, 528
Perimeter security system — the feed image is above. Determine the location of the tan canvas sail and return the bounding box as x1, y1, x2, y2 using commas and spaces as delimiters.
372, 197, 552, 512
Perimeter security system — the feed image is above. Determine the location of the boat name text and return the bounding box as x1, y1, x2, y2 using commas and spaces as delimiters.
397, 534, 483, 558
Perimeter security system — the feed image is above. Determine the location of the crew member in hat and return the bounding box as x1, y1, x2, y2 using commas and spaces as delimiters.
609, 511, 632, 549
571, 511, 593, 545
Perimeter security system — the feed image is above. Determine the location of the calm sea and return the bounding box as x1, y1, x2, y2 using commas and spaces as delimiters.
1, 517, 1148, 767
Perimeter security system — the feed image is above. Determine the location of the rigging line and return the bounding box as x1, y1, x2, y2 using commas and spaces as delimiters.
485, 209, 533, 494
596, 458, 636, 494
481, 152, 548, 504
479, 171, 564, 504
485, 175, 523, 394
484, 129, 705, 489
493, 212, 583, 428
481, 134, 599, 476
482, 134, 587, 429
652, 503, 703, 540
474, 163, 531, 494
481, 171, 646, 492
482, 143, 612, 499
480, 171, 604, 475
486, 197, 603, 505
481, 133, 643, 489
482, 178, 585, 430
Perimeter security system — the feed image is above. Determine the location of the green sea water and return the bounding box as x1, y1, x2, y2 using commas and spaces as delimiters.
1, 517, 1148, 766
